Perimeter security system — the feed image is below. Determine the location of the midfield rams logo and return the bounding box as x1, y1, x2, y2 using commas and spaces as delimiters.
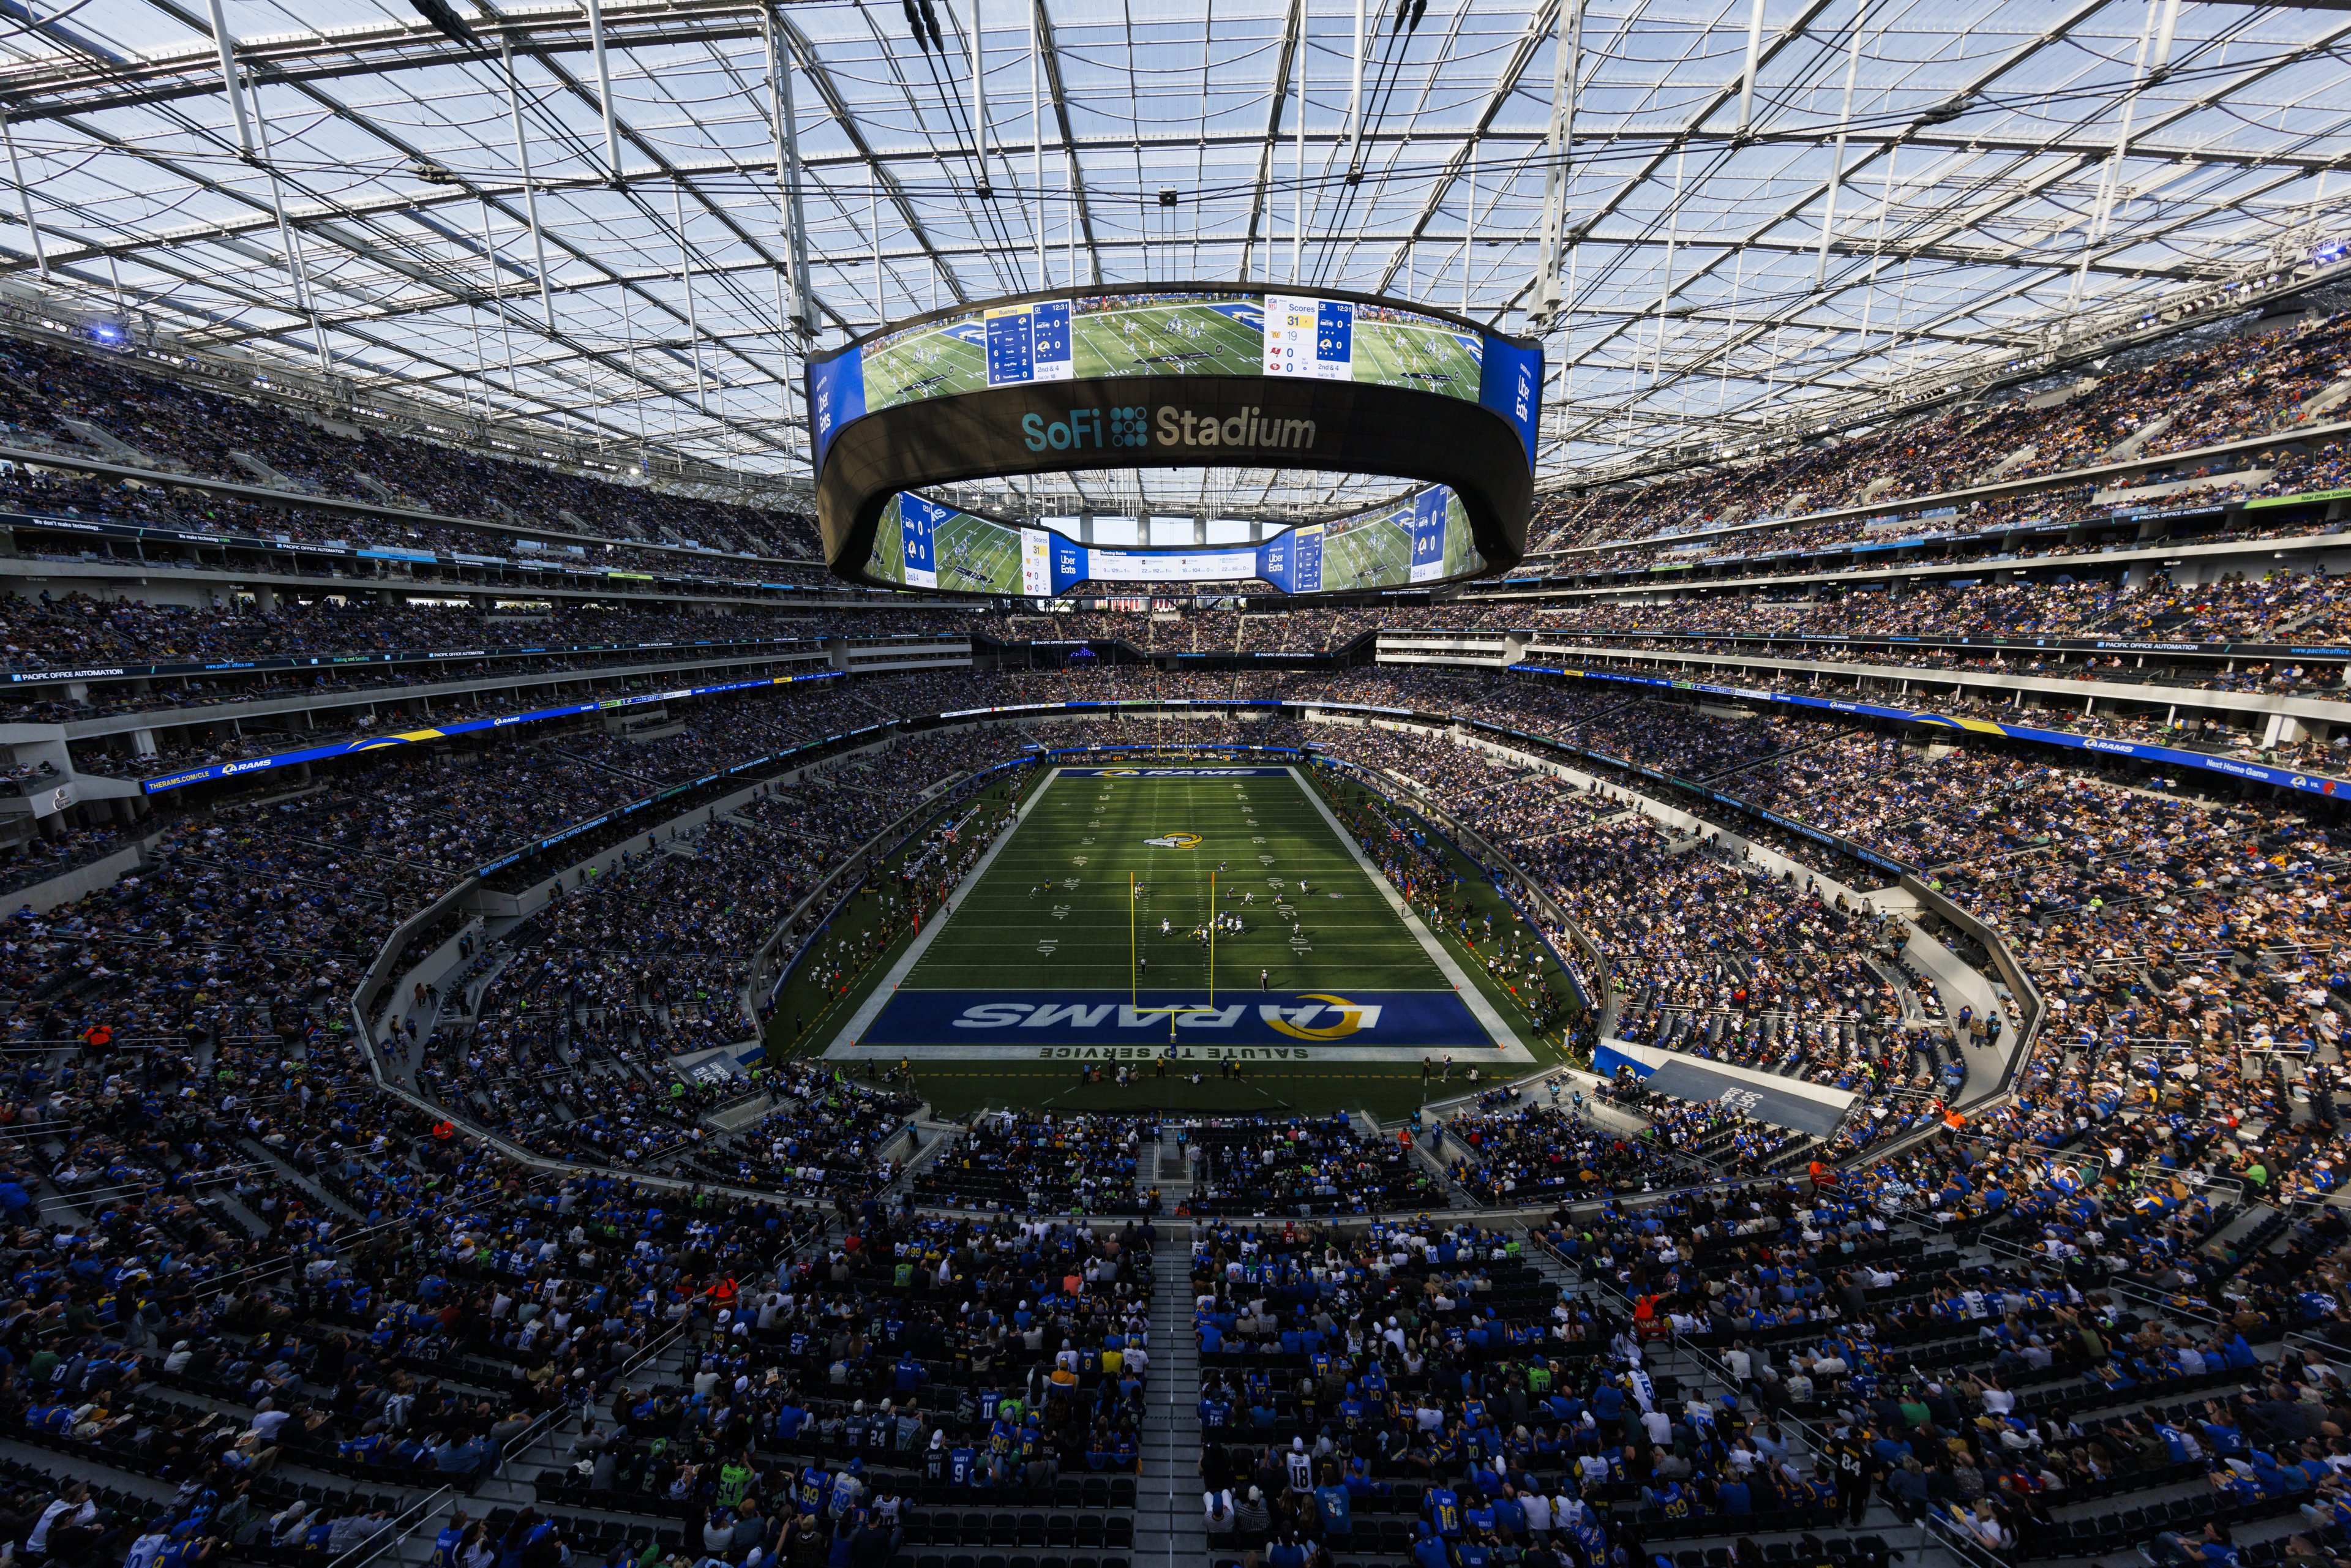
1143, 831, 1204, 849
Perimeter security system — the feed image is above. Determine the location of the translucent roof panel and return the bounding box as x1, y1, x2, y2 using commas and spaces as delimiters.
4, 0, 2347, 506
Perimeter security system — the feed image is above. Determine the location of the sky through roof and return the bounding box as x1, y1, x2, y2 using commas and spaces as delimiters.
0, 0, 2345, 513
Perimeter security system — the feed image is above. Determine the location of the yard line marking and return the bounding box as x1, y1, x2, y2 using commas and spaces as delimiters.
1289, 765, 1531, 1060
822, 765, 1057, 1052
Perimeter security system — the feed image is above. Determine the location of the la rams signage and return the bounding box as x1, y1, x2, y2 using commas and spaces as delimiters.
1062, 767, 1289, 777
849, 988, 1492, 1059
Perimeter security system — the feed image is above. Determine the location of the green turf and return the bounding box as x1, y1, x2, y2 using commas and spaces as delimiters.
935, 512, 1024, 595
904, 768, 1446, 995
1440, 492, 1485, 577
1073, 301, 1262, 379
1352, 317, 1482, 400
1321, 514, 1414, 592
866, 498, 906, 584
865, 317, 989, 411
763, 756, 1591, 1121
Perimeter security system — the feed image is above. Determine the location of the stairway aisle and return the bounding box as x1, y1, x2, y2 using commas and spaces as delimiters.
1136, 1227, 1207, 1568
1520, 1223, 1933, 1562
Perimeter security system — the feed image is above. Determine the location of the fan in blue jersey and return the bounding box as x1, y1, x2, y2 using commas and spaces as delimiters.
433, 1514, 471, 1568
1569, 1512, 1610, 1568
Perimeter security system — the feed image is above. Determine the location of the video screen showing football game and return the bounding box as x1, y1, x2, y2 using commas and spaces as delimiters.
1069, 292, 1265, 377
868, 494, 1027, 594
1439, 489, 1486, 577
1315, 487, 1483, 592
1349, 301, 1485, 400
852, 290, 1487, 417
860, 313, 990, 413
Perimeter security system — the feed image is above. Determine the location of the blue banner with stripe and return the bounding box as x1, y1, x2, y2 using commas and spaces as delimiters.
858, 988, 1490, 1048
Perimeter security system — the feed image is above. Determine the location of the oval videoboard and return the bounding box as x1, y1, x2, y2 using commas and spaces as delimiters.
805, 285, 1542, 596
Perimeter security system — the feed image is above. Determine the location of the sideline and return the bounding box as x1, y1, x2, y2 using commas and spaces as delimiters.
822, 768, 1056, 1055
1291, 766, 1534, 1063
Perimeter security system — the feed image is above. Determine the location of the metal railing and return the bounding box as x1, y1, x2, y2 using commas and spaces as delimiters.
323, 1215, 831, 1568
31, 1160, 268, 1214
1979, 1232, 2221, 1329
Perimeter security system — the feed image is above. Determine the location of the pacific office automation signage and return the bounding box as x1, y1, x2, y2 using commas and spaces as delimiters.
1509, 662, 2351, 801
806, 283, 1539, 595
138, 669, 844, 794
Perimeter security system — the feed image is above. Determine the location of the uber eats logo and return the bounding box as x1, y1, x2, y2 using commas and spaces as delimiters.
1022, 403, 1319, 453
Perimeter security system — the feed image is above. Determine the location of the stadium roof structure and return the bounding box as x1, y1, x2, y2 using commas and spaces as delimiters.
4, 0, 2351, 517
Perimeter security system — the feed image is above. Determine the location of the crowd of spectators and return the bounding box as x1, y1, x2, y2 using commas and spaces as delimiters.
11, 549, 2351, 1568
0, 593, 842, 671
24, 283, 2351, 1568
1186, 1116, 1445, 1216
0, 891, 828, 1568
1526, 307, 2351, 555
912, 1112, 1157, 1214
993, 567, 2351, 655
666, 1062, 922, 1201
1439, 1101, 1703, 1201
0, 334, 823, 557
1469, 569, 2351, 650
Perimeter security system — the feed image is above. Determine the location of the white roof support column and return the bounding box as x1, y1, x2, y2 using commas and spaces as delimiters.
2, 115, 47, 283
1030, 0, 1046, 288
1292, 7, 1308, 285
1733, 0, 1768, 140
248, 100, 330, 373
1531, 0, 1585, 327
585, 0, 624, 179
2071, 0, 2178, 307
501, 36, 557, 332
204, 0, 326, 372
971, 0, 993, 197
1461, 140, 1475, 314
203, 0, 257, 155
763, 6, 815, 337
1346, 0, 1368, 181
1815, 0, 1868, 284
670, 182, 710, 408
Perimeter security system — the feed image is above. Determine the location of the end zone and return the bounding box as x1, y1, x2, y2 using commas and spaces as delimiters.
1056, 766, 1292, 776
828, 986, 1523, 1062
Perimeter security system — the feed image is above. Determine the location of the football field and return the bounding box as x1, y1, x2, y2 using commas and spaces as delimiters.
935, 512, 1022, 594
865, 318, 988, 409
1073, 301, 1262, 378
1352, 318, 1482, 399
823, 765, 1527, 1071
1321, 512, 1415, 591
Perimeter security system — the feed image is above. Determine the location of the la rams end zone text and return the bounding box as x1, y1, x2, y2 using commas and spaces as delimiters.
850, 988, 1493, 1055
